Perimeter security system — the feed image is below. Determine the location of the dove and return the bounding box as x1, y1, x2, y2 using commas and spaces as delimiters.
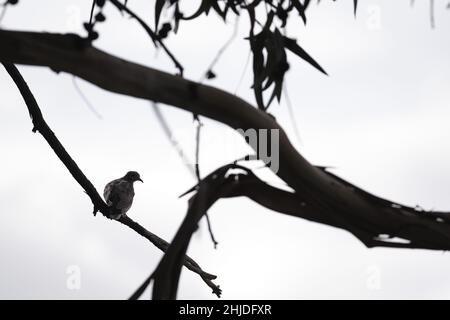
103, 171, 143, 219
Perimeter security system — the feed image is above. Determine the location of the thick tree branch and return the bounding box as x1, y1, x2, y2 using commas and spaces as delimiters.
2, 30, 450, 250
152, 159, 450, 298
1, 62, 221, 297
211, 165, 450, 250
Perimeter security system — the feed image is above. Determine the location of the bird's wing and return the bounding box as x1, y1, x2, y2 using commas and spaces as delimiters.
104, 179, 134, 213
103, 179, 119, 204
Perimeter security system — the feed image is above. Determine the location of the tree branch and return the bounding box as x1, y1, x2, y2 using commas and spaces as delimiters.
119, 215, 221, 297
1, 62, 221, 297
2, 30, 450, 252
150, 159, 450, 298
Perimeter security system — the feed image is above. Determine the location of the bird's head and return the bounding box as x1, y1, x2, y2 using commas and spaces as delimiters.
124, 171, 143, 183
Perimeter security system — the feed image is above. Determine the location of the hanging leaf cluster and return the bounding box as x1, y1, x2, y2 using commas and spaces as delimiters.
250, 11, 328, 110
153, 0, 331, 110
85, 0, 359, 110
84, 0, 108, 41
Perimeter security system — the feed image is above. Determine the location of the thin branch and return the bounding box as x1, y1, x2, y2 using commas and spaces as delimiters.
199, 15, 239, 82
152, 103, 219, 249
108, 0, 184, 75
153, 102, 219, 248
2, 62, 220, 297
205, 213, 219, 249
118, 215, 217, 280
430, 0, 435, 28
153, 100, 220, 251
282, 82, 302, 146
194, 117, 202, 181
151, 102, 196, 177
2, 62, 108, 216
234, 49, 251, 95
72, 76, 103, 119
89, 0, 96, 26
0, 4, 7, 27
194, 117, 219, 249
120, 215, 221, 297
129, 272, 154, 300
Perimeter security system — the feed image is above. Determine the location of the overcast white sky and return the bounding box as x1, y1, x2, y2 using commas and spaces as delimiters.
1, 0, 450, 299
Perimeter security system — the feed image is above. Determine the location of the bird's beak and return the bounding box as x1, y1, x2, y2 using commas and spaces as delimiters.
139, 178, 144, 183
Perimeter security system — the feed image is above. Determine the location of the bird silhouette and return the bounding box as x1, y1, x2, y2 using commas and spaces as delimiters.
103, 171, 143, 219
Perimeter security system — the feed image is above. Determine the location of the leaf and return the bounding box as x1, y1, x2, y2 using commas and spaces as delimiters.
83, 22, 93, 31
211, 0, 226, 20
95, 12, 106, 22
291, 0, 307, 24
173, 2, 182, 33
95, 0, 105, 7
183, 0, 211, 20
206, 70, 216, 79
155, 0, 166, 31
283, 36, 328, 75
251, 35, 265, 110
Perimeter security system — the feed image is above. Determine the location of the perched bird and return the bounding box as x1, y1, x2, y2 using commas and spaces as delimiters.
103, 171, 143, 219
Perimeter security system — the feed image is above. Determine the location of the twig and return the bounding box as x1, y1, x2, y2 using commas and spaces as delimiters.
2, 63, 107, 215
152, 102, 219, 249
118, 215, 217, 279
282, 82, 302, 146
2, 62, 220, 297
234, 49, 251, 95
430, 0, 435, 28
205, 214, 219, 249
0, 3, 7, 27
195, 117, 219, 249
72, 76, 103, 119
199, 15, 239, 83
108, 0, 184, 76
194, 117, 202, 181
120, 215, 221, 297
89, 0, 96, 25
151, 102, 196, 177
129, 272, 154, 300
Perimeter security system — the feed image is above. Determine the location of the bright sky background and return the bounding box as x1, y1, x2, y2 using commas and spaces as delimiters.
1, 0, 450, 299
